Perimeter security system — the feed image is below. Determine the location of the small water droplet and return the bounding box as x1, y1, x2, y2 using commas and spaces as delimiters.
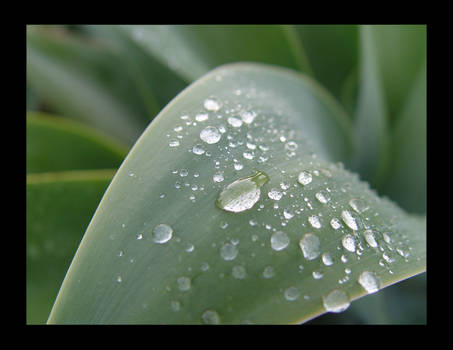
193, 144, 206, 155
177, 276, 191, 291
179, 169, 189, 177
298, 171, 312, 185
262, 265, 275, 279
116, 275, 122, 283
215, 171, 269, 213
201, 262, 210, 271
323, 289, 350, 313
341, 210, 358, 231
322, 252, 334, 266
299, 233, 321, 260
342, 234, 356, 252
358, 271, 381, 294
270, 231, 290, 251
308, 215, 322, 229
330, 218, 341, 230
169, 140, 180, 147
268, 188, 283, 201
315, 191, 330, 204
363, 229, 378, 248
220, 242, 238, 261
285, 141, 298, 151
200, 126, 221, 144
201, 310, 220, 324
227, 116, 243, 128
349, 198, 369, 214
232, 265, 247, 279
312, 270, 324, 279
284, 286, 300, 301
195, 113, 209, 122
171, 300, 181, 312
204, 98, 221, 112
283, 209, 294, 220
137, 233, 143, 240
241, 110, 257, 124
213, 173, 224, 183
152, 224, 173, 244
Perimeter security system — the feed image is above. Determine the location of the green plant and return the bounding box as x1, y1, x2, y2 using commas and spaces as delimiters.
26, 24, 426, 324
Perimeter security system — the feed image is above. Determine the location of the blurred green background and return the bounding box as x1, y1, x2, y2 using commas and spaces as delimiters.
26, 24, 426, 324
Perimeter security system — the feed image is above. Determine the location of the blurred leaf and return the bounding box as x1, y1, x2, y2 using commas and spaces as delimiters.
380, 60, 426, 214
27, 111, 127, 174
27, 169, 115, 324
293, 25, 359, 104
118, 25, 312, 83
27, 26, 146, 146
47, 63, 424, 324
349, 25, 390, 188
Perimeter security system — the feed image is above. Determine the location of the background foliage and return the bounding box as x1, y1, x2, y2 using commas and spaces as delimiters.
26, 24, 426, 324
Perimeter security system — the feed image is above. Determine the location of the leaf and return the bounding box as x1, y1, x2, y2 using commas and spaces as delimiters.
117, 25, 312, 82
47, 63, 425, 324
27, 111, 128, 173
26, 170, 115, 324
27, 26, 147, 145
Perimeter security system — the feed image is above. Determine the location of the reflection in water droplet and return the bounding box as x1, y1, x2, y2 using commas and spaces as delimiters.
216, 171, 269, 213
323, 289, 350, 313
152, 224, 173, 244
299, 233, 321, 260
270, 231, 290, 251
358, 271, 381, 294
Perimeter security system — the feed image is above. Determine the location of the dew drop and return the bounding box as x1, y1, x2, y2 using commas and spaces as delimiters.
136, 233, 143, 240
341, 210, 358, 231
213, 173, 224, 183
268, 188, 283, 201
315, 191, 330, 204
215, 171, 269, 213
227, 116, 243, 128
204, 98, 221, 112
284, 287, 300, 301
322, 252, 334, 266
152, 224, 173, 244
192, 144, 206, 155
195, 113, 209, 122
358, 271, 381, 294
308, 215, 322, 229
220, 242, 238, 261
232, 265, 247, 279
349, 198, 369, 214
177, 276, 191, 292
262, 265, 275, 279
116, 275, 122, 283
298, 171, 312, 185
171, 300, 181, 312
169, 140, 180, 147
323, 289, 350, 313
201, 310, 220, 324
342, 234, 356, 252
313, 271, 324, 279
200, 126, 221, 144
270, 231, 290, 251
241, 110, 257, 124
299, 233, 321, 260
363, 229, 378, 248
330, 218, 342, 230
283, 209, 294, 220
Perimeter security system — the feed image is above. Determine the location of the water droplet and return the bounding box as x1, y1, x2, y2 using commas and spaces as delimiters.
349, 198, 369, 214
299, 233, 321, 260
192, 144, 205, 155
195, 113, 209, 122
358, 271, 380, 294
322, 252, 334, 266
220, 242, 238, 261
213, 173, 224, 183
116, 275, 122, 283
342, 234, 356, 252
341, 210, 358, 231
308, 215, 322, 229
137, 233, 143, 240
315, 191, 330, 204
232, 265, 247, 279
283, 209, 294, 220
363, 229, 378, 248
201, 262, 210, 271
177, 276, 191, 292
285, 141, 298, 151
298, 171, 312, 185
323, 289, 350, 313
204, 98, 221, 112
169, 140, 180, 147
284, 286, 300, 301
330, 218, 341, 230
262, 266, 275, 279
268, 188, 283, 201
243, 151, 255, 160
270, 231, 290, 251
152, 224, 173, 244
227, 116, 243, 128
201, 310, 220, 324
215, 171, 269, 213
241, 110, 257, 124
312, 270, 324, 279
171, 300, 181, 312
200, 126, 221, 144
179, 169, 189, 177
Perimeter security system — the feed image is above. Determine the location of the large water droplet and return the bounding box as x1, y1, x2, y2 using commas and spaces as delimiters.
220, 242, 238, 261
342, 234, 356, 252
215, 171, 269, 213
323, 289, 350, 313
298, 171, 312, 185
358, 271, 381, 294
299, 233, 321, 260
200, 126, 221, 144
152, 224, 173, 244
270, 231, 290, 251
201, 310, 220, 324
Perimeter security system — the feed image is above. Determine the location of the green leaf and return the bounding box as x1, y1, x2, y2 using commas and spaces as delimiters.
292, 25, 359, 104
118, 25, 312, 82
27, 170, 115, 324
379, 60, 427, 214
27, 111, 127, 174
47, 63, 425, 324
27, 26, 146, 145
